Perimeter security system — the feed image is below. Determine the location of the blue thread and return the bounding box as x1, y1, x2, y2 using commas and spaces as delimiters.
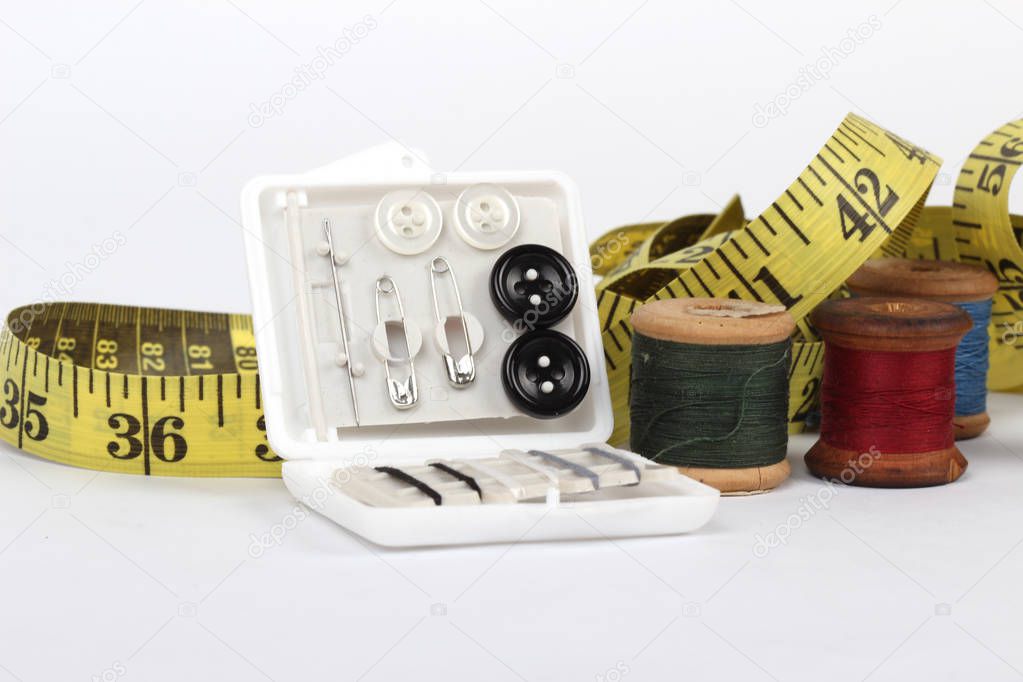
953, 298, 992, 417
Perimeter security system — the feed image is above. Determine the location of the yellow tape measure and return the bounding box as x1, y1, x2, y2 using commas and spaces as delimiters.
0, 302, 281, 477
594, 113, 946, 446
952, 119, 1023, 390
593, 114, 1023, 448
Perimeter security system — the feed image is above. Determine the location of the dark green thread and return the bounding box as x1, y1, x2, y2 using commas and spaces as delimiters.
629, 333, 790, 468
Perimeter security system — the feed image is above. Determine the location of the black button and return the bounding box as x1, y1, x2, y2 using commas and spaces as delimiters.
489, 244, 579, 329
502, 329, 590, 418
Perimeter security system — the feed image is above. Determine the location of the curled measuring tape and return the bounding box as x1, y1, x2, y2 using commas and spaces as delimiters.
593, 113, 944, 446
0, 303, 280, 477
949, 119, 1023, 391
593, 114, 1023, 448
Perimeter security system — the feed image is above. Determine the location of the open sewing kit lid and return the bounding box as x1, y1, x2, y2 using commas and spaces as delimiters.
241, 143, 719, 547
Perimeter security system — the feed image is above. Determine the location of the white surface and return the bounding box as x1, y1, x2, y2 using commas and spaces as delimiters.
2, 0, 1023, 680
2, 396, 1022, 682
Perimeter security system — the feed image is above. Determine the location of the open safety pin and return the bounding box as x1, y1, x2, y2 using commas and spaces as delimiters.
375, 276, 418, 409
323, 218, 360, 426
430, 257, 476, 387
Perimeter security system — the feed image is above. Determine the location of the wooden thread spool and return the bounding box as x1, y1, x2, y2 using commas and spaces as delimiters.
846, 259, 999, 439
805, 297, 972, 488
629, 298, 795, 495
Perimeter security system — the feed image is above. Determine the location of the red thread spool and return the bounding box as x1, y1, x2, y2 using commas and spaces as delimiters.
845, 258, 998, 439
805, 297, 972, 488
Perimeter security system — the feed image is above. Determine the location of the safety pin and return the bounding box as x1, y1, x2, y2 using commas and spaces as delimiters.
375, 276, 418, 409
323, 218, 360, 426
430, 257, 476, 387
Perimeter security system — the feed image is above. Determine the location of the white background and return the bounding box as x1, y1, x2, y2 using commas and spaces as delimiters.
2, 1, 1023, 680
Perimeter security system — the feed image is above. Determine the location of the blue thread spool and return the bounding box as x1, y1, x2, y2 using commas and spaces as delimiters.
846, 259, 999, 439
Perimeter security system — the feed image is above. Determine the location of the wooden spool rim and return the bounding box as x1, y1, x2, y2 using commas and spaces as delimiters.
630, 297, 796, 345
805, 440, 967, 488
846, 258, 999, 303
955, 412, 989, 440
810, 297, 972, 352
677, 459, 790, 495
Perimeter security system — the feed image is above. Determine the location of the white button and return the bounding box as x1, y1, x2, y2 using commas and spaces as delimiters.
540, 381, 554, 394
529, 294, 542, 306
453, 184, 521, 250
374, 189, 443, 255
537, 355, 551, 368
525, 268, 539, 281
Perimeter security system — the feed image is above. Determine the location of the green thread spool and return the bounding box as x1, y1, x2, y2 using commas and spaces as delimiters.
629, 298, 795, 494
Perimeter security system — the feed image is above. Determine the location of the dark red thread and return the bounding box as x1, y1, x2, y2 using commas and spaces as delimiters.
820, 344, 956, 454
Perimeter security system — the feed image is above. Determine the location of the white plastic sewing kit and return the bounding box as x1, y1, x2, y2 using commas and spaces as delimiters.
241, 142, 719, 547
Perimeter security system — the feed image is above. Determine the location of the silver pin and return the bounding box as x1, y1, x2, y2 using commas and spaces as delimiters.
430, 257, 476, 387
375, 276, 418, 409
323, 218, 360, 426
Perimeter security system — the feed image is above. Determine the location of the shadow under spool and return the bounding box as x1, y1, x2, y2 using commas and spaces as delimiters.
846, 259, 999, 439
805, 297, 972, 488
629, 298, 795, 495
